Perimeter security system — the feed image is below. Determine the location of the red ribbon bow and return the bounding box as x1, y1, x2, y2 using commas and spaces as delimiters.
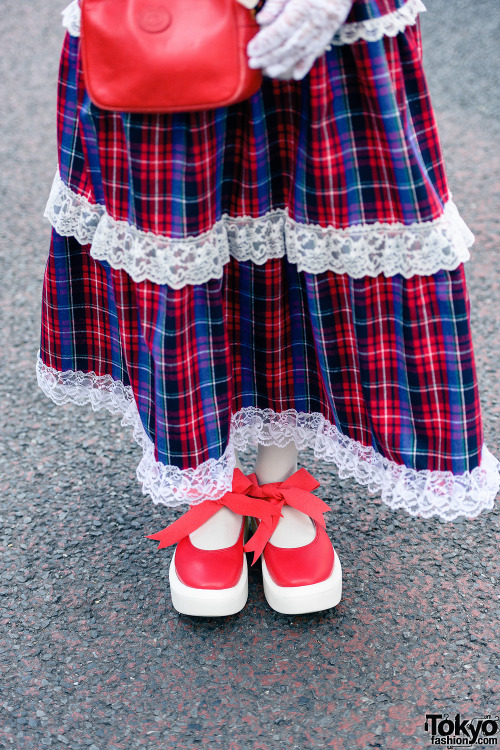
146, 468, 281, 550
243, 468, 331, 565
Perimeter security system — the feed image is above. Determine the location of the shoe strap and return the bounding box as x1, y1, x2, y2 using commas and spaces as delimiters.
244, 468, 331, 564
146, 468, 281, 550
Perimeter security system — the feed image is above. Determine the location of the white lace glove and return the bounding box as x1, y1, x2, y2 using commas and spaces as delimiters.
247, 0, 354, 80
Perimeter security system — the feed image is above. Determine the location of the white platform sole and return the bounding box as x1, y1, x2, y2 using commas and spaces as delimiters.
169, 549, 248, 617
261, 552, 342, 615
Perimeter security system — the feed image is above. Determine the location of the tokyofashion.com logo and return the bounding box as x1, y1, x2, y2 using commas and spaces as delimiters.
425, 714, 499, 746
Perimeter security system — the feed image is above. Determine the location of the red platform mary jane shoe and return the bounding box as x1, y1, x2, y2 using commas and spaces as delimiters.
146, 469, 280, 617
245, 469, 342, 615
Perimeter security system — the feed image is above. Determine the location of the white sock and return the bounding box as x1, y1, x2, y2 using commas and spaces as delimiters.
189, 449, 244, 550
254, 442, 299, 484
254, 443, 315, 548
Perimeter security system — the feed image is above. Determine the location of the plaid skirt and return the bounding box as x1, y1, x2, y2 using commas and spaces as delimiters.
38, 1, 499, 520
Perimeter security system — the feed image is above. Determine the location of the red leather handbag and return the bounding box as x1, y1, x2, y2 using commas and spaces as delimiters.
80, 0, 263, 113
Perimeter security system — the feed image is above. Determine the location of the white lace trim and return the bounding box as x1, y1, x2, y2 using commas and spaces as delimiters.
61, 0, 425, 45
36, 356, 236, 508
36, 357, 499, 520
45, 172, 105, 246
45, 171, 474, 286
331, 0, 426, 46
61, 0, 80, 37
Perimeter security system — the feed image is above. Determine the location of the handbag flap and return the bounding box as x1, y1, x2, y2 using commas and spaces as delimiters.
81, 0, 261, 112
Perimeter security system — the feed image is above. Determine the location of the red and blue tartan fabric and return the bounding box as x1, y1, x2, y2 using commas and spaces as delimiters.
37, 0, 499, 519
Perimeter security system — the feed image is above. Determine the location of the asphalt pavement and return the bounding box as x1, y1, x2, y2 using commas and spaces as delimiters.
1, 1, 499, 748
